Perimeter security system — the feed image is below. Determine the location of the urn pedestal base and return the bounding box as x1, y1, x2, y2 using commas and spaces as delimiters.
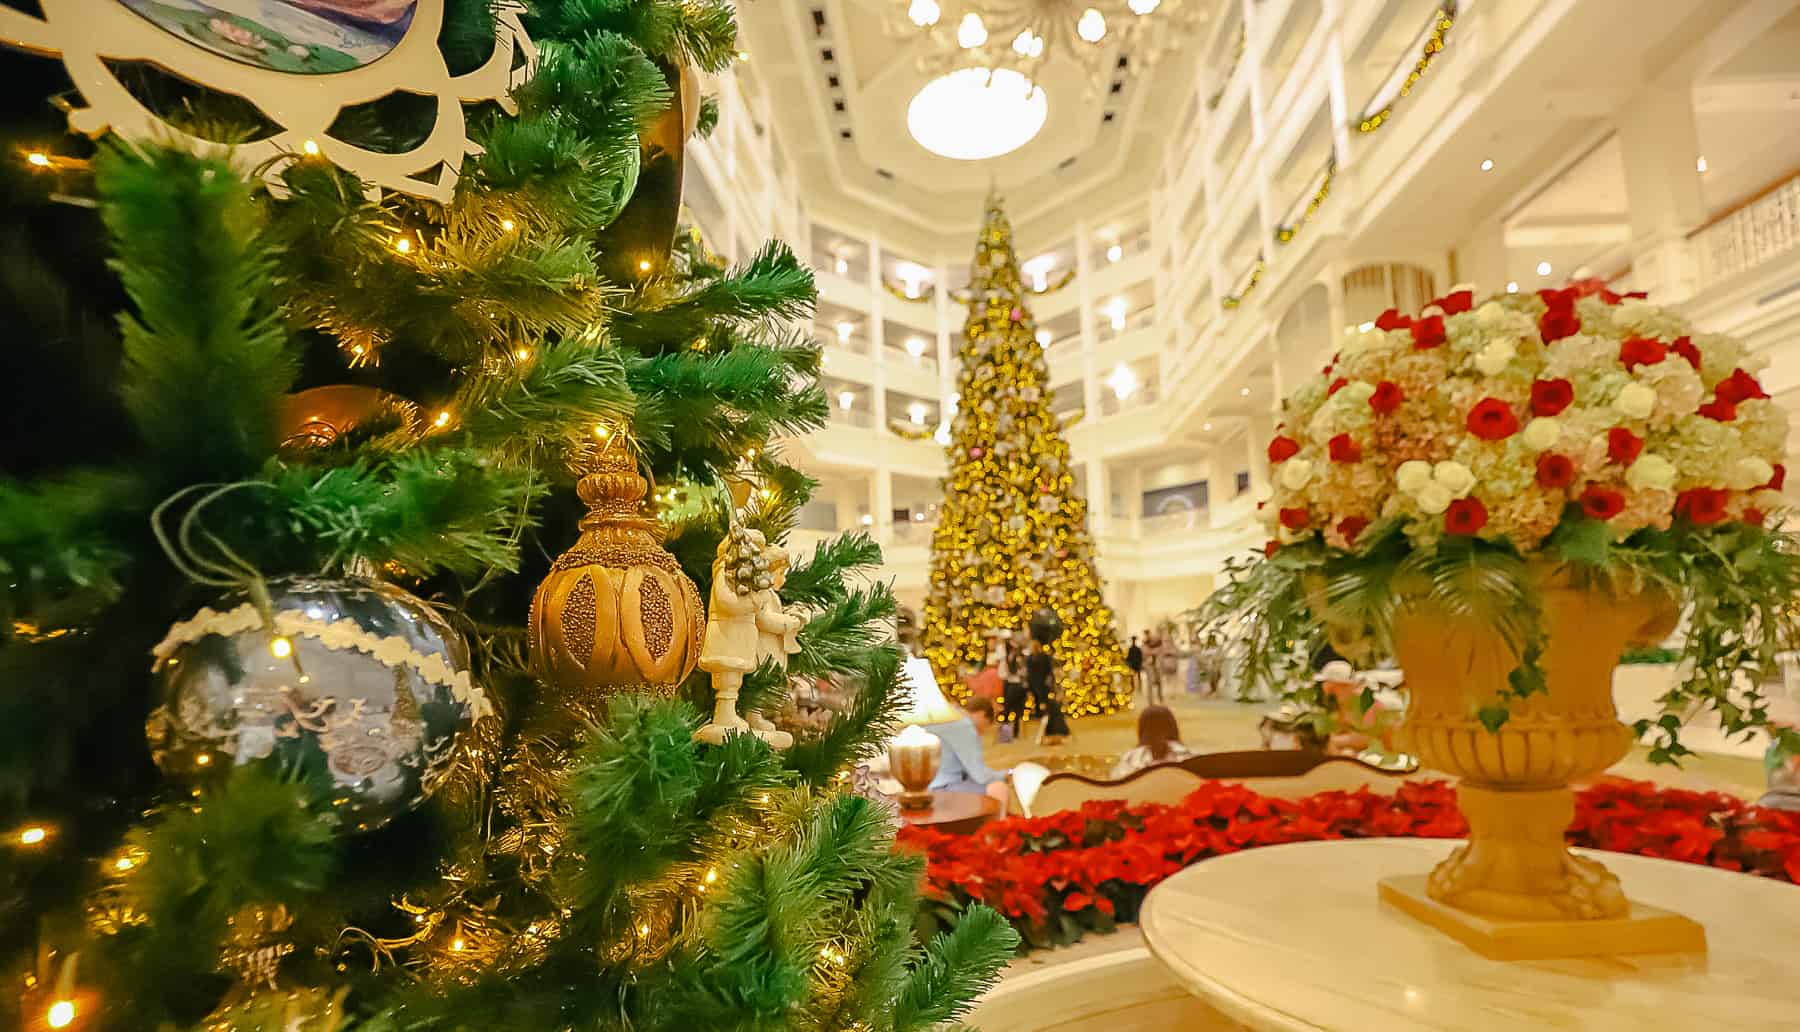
1379, 873, 1707, 961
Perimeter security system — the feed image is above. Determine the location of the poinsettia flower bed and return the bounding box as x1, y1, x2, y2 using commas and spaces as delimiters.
899, 779, 1800, 951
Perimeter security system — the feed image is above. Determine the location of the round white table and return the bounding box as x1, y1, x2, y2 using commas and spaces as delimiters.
1140, 838, 1800, 1032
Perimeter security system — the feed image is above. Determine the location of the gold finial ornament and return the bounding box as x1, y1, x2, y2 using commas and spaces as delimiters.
528, 447, 704, 700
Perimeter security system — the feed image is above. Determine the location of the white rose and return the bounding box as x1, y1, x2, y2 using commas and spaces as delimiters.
1521, 418, 1562, 452
1731, 457, 1775, 491
1474, 340, 1516, 376
1415, 482, 1453, 515
1613, 382, 1657, 421
1625, 454, 1677, 492
1279, 458, 1316, 491
1433, 460, 1476, 498
1396, 460, 1433, 495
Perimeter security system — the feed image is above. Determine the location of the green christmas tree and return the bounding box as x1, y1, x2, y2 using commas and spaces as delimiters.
921, 199, 1132, 716
0, 3, 1014, 1029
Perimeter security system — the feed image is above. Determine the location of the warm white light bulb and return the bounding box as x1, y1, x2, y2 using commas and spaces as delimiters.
834, 257, 849, 275
836, 321, 855, 341
1203, 422, 1213, 431
1106, 243, 1123, 262
1479, 158, 1494, 172
1012, 29, 1038, 56
1536, 261, 1552, 276
1128, 0, 1159, 14
838, 390, 856, 410
1506, 281, 1519, 293
1035, 328, 1052, 346
1240, 387, 1251, 397
908, 0, 940, 27
905, 336, 928, 357
1077, 8, 1106, 42
1696, 155, 1708, 173
909, 401, 929, 425
956, 12, 988, 48
47, 1000, 75, 1029
1106, 362, 1138, 400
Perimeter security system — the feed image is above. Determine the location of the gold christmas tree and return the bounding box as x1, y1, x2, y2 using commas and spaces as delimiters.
921, 197, 1132, 716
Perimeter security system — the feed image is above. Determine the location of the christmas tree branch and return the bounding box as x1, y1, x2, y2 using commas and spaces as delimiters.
0, 472, 139, 632
780, 533, 885, 608
892, 905, 1020, 1032
785, 643, 906, 787
611, 243, 816, 351
451, 339, 635, 470
99, 142, 295, 482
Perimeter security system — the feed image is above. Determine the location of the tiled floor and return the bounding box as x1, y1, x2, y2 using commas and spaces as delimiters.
983, 694, 1768, 797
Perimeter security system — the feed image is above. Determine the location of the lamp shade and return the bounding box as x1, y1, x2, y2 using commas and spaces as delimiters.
894, 656, 962, 727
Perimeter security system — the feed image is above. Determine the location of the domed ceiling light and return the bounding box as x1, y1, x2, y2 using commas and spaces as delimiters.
907, 67, 1048, 160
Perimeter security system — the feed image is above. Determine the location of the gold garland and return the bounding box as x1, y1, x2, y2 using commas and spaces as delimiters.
1275, 159, 1335, 245
880, 278, 936, 304
1357, 3, 1458, 134
1221, 256, 1265, 311
151, 603, 493, 719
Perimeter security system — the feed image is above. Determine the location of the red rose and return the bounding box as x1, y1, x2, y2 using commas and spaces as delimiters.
1580, 485, 1626, 520
1466, 397, 1519, 440
1264, 540, 1280, 558
1539, 307, 1581, 343
1698, 398, 1737, 422
1676, 488, 1730, 526
1768, 464, 1786, 491
1619, 336, 1667, 371
1411, 315, 1446, 350
1745, 508, 1767, 528
1328, 377, 1349, 396
1530, 378, 1574, 417
1444, 497, 1488, 536
1268, 435, 1301, 463
1374, 308, 1412, 332
1328, 433, 1362, 463
1369, 380, 1404, 415
1535, 453, 1575, 488
1716, 368, 1769, 404
1278, 507, 1309, 531
1433, 289, 1475, 315
1538, 287, 1580, 310
1338, 515, 1370, 545
1670, 336, 1701, 371
1607, 427, 1643, 466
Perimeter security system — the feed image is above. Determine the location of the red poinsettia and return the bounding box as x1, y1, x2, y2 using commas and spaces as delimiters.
1580, 484, 1626, 520
1337, 515, 1370, 545
1676, 487, 1730, 525
1369, 380, 1404, 415
1536, 453, 1575, 489
1619, 336, 1667, 371
1530, 378, 1574, 417
1411, 315, 1446, 350
1670, 336, 1701, 371
1432, 289, 1475, 315
1444, 497, 1488, 535
1328, 433, 1362, 463
1539, 307, 1581, 343
1268, 435, 1301, 463
1466, 398, 1519, 440
1716, 368, 1769, 404
1607, 427, 1643, 466
1278, 507, 1309, 531
1374, 308, 1412, 332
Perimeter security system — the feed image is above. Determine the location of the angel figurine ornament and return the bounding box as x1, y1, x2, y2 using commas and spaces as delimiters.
743, 541, 803, 749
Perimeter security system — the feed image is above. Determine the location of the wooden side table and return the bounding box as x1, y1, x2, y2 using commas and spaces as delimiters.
1140, 838, 1800, 1031
898, 791, 1000, 835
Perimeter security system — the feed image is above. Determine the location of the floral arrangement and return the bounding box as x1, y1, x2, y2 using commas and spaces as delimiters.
901, 779, 1800, 951
1196, 282, 1800, 756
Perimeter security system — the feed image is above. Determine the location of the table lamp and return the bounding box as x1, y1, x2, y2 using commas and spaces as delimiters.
888, 656, 961, 810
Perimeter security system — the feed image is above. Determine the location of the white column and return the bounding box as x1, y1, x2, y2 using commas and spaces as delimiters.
869, 235, 889, 431
1076, 220, 1102, 416
1087, 459, 1111, 537
1616, 83, 1705, 303
873, 469, 895, 545
833, 480, 864, 532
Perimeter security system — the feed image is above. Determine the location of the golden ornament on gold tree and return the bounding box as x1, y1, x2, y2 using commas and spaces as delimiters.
528, 444, 704, 700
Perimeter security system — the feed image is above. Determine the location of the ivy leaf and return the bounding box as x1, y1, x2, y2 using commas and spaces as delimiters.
1477, 706, 1511, 732
1550, 517, 1613, 567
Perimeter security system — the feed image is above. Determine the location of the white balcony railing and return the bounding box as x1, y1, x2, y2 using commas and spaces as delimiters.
1693, 172, 1800, 289
830, 407, 873, 428
891, 519, 938, 544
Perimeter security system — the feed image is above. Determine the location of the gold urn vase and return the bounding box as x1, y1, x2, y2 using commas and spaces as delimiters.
528, 448, 704, 701
1377, 569, 1707, 959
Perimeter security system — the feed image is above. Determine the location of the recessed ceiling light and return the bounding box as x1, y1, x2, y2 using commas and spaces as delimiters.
1696, 155, 1709, 173
956, 12, 987, 48
1240, 387, 1250, 397
1506, 281, 1519, 293
1202, 422, 1213, 431
1479, 158, 1494, 172
908, 69, 1048, 161
1536, 261, 1552, 276
1106, 244, 1123, 262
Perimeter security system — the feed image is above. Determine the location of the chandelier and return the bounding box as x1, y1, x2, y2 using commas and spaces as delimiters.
892, 0, 1207, 91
